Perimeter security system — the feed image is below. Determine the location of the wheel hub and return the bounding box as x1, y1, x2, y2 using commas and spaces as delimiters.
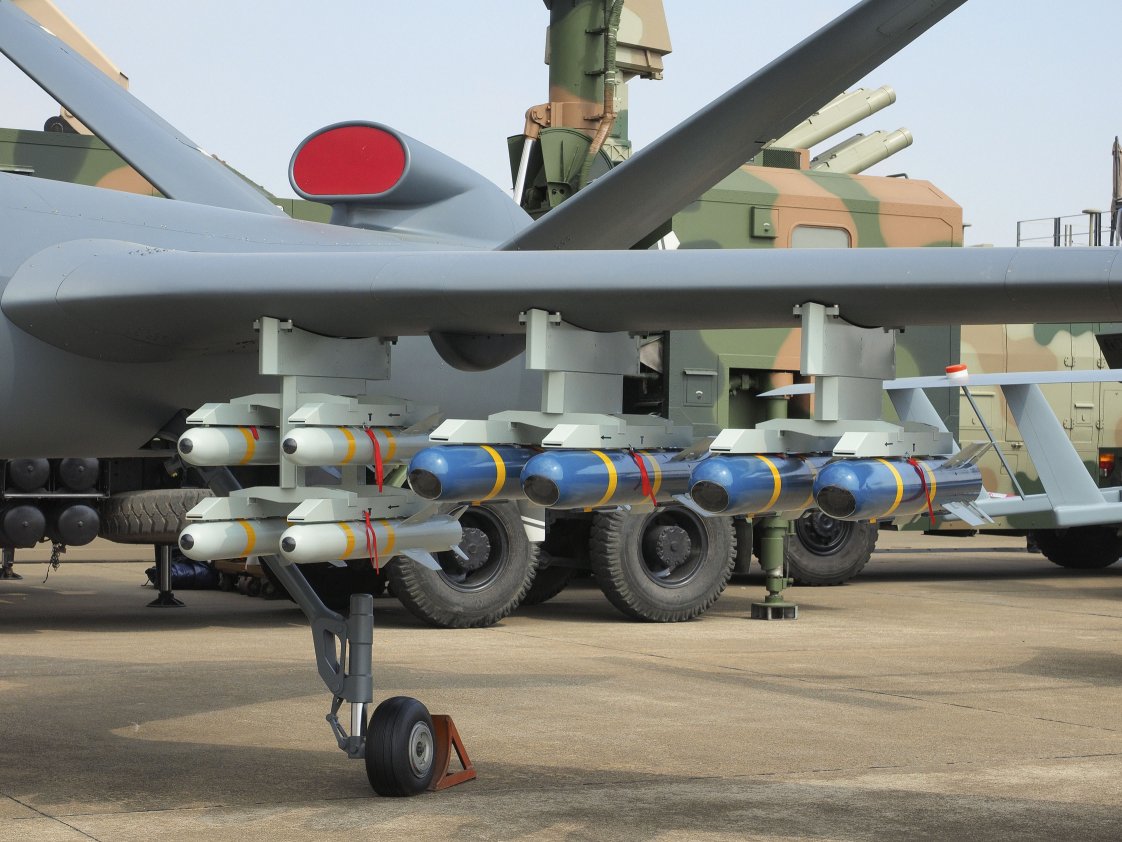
643, 524, 692, 572
408, 721, 434, 777
454, 527, 492, 572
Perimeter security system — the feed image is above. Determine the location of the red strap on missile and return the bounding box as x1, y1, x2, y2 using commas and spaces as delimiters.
906, 457, 936, 526
248, 425, 260, 440
363, 509, 380, 572
629, 449, 657, 507
362, 427, 384, 492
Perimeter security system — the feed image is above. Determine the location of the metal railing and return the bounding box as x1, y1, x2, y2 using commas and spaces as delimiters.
1016, 210, 1111, 247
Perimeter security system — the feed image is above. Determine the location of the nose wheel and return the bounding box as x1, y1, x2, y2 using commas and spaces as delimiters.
365, 696, 437, 796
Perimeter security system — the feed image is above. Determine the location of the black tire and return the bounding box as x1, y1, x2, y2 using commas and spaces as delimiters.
589, 506, 735, 622
520, 557, 575, 606
387, 501, 538, 628
779, 511, 877, 586
100, 488, 212, 545
365, 696, 435, 796
1029, 526, 1122, 569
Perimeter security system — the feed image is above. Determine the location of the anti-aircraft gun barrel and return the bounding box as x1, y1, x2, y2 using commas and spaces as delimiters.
771, 85, 895, 150
809, 128, 913, 174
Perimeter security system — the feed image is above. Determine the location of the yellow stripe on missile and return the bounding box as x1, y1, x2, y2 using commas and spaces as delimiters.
380, 429, 397, 461
592, 450, 618, 507
339, 522, 356, 560
642, 452, 663, 498
757, 455, 783, 512
237, 427, 256, 465
237, 519, 256, 556
876, 458, 905, 516
339, 426, 356, 464
919, 460, 937, 501
480, 445, 506, 500
379, 519, 396, 557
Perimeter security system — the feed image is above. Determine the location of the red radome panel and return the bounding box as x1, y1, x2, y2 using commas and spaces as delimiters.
291, 125, 406, 197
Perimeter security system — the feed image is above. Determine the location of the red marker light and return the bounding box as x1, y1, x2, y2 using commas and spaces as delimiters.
946, 363, 969, 382
291, 124, 407, 198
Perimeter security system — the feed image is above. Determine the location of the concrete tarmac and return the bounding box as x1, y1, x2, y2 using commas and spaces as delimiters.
1, 533, 1120, 841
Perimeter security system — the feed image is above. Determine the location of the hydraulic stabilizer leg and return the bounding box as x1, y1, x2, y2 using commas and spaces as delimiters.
0, 547, 20, 580
148, 544, 185, 607
752, 377, 797, 620
751, 519, 797, 620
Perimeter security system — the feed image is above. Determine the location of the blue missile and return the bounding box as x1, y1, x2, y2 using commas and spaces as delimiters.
520, 449, 692, 509
813, 457, 982, 521
408, 445, 533, 502
689, 455, 818, 515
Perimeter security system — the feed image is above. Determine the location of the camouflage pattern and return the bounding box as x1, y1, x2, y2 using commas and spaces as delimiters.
666, 163, 963, 438
0, 127, 331, 222
953, 321, 1122, 529
509, 0, 668, 217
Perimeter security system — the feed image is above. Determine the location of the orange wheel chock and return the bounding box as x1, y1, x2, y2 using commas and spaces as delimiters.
428, 714, 477, 791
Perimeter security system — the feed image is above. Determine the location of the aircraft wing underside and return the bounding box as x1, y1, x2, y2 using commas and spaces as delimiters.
6, 236, 1120, 363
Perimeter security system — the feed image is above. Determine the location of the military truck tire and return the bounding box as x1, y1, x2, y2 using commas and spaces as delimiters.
590, 507, 735, 622
520, 557, 575, 606
1029, 526, 1122, 569
783, 511, 877, 585
100, 488, 212, 545
387, 501, 538, 628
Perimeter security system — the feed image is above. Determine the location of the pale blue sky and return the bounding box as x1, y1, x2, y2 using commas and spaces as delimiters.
4, 1, 1117, 247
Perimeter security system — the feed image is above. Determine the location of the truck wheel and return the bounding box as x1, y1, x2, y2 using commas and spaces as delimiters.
387, 501, 538, 628
1029, 527, 1122, 569
589, 506, 735, 622
781, 511, 877, 585
520, 556, 575, 606
100, 488, 212, 545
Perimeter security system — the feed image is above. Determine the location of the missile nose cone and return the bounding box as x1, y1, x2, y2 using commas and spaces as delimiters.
281, 537, 296, 553
179, 438, 194, 454
408, 469, 442, 500
814, 463, 860, 518
816, 485, 857, 518
688, 459, 734, 513
690, 480, 730, 514
522, 474, 560, 506
179, 534, 194, 551
282, 438, 297, 455
407, 449, 449, 500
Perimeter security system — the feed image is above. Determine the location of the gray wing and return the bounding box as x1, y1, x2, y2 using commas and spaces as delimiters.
7, 236, 1121, 362
501, 0, 968, 251
0, 1, 283, 216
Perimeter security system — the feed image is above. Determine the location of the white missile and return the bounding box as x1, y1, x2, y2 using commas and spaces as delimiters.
279, 516, 463, 565
178, 518, 287, 561
281, 426, 431, 467
178, 426, 279, 466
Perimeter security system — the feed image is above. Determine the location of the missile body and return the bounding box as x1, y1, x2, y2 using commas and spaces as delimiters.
689, 455, 818, 515
281, 426, 430, 466
0, 504, 45, 547
47, 503, 99, 546
279, 516, 463, 565
178, 426, 279, 466
178, 518, 288, 561
813, 457, 982, 521
520, 449, 692, 508
408, 445, 532, 502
